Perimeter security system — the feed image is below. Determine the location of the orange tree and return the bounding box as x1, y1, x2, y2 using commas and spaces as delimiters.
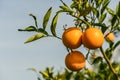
18, 0, 120, 80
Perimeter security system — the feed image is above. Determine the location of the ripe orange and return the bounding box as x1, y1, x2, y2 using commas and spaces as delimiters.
62, 27, 82, 49
82, 28, 104, 49
65, 51, 86, 71
105, 32, 115, 42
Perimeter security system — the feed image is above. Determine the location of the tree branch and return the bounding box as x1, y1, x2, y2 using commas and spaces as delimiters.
100, 47, 119, 80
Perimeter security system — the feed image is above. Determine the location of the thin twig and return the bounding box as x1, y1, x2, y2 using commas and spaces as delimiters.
48, 35, 62, 40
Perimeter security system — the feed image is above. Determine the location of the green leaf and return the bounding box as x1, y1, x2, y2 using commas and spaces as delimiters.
70, 2, 78, 9
37, 77, 41, 80
60, 0, 68, 6
39, 71, 49, 78
106, 7, 115, 15
95, 0, 102, 8
50, 13, 59, 36
99, 13, 107, 23
111, 15, 117, 26
115, 2, 120, 17
29, 14, 38, 28
97, 0, 102, 6
65, 69, 73, 79
109, 41, 114, 48
92, 8, 99, 18
24, 33, 45, 43
18, 26, 37, 32
102, 0, 109, 6
112, 17, 120, 31
100, 63, 107, 70
56, 10, 68, 15
46, 67, 54, 74
92, 57, 103, 64
105, 48, 113, 59
80, 6, 92, 16
37, 28, 49, 35
101, 0, 110, 14
93, 23, 108, 33
101, 25, 108, 33
43, 7, 52, 30
113, 40, 120, 50
59, 6, 73, 12
29, 14, 36, 21
39, 67, 54, 79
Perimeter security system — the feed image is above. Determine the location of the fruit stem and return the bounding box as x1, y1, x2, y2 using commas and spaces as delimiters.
47, 35, 62, 40
100, 47, 119, 80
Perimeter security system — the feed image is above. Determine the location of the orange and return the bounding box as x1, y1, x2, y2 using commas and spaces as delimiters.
65, 51, 86, 71
62, 27, 82, 49
82, 28, 104, 49
105, 32, 115, 42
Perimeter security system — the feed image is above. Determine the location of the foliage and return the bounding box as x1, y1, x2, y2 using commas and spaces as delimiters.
18, 0, 120, 80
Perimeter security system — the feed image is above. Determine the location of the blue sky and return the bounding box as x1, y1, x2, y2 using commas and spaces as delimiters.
0, 0, 119, 80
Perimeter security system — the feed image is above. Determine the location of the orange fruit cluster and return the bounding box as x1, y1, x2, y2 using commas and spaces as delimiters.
62, 27, 105, 71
